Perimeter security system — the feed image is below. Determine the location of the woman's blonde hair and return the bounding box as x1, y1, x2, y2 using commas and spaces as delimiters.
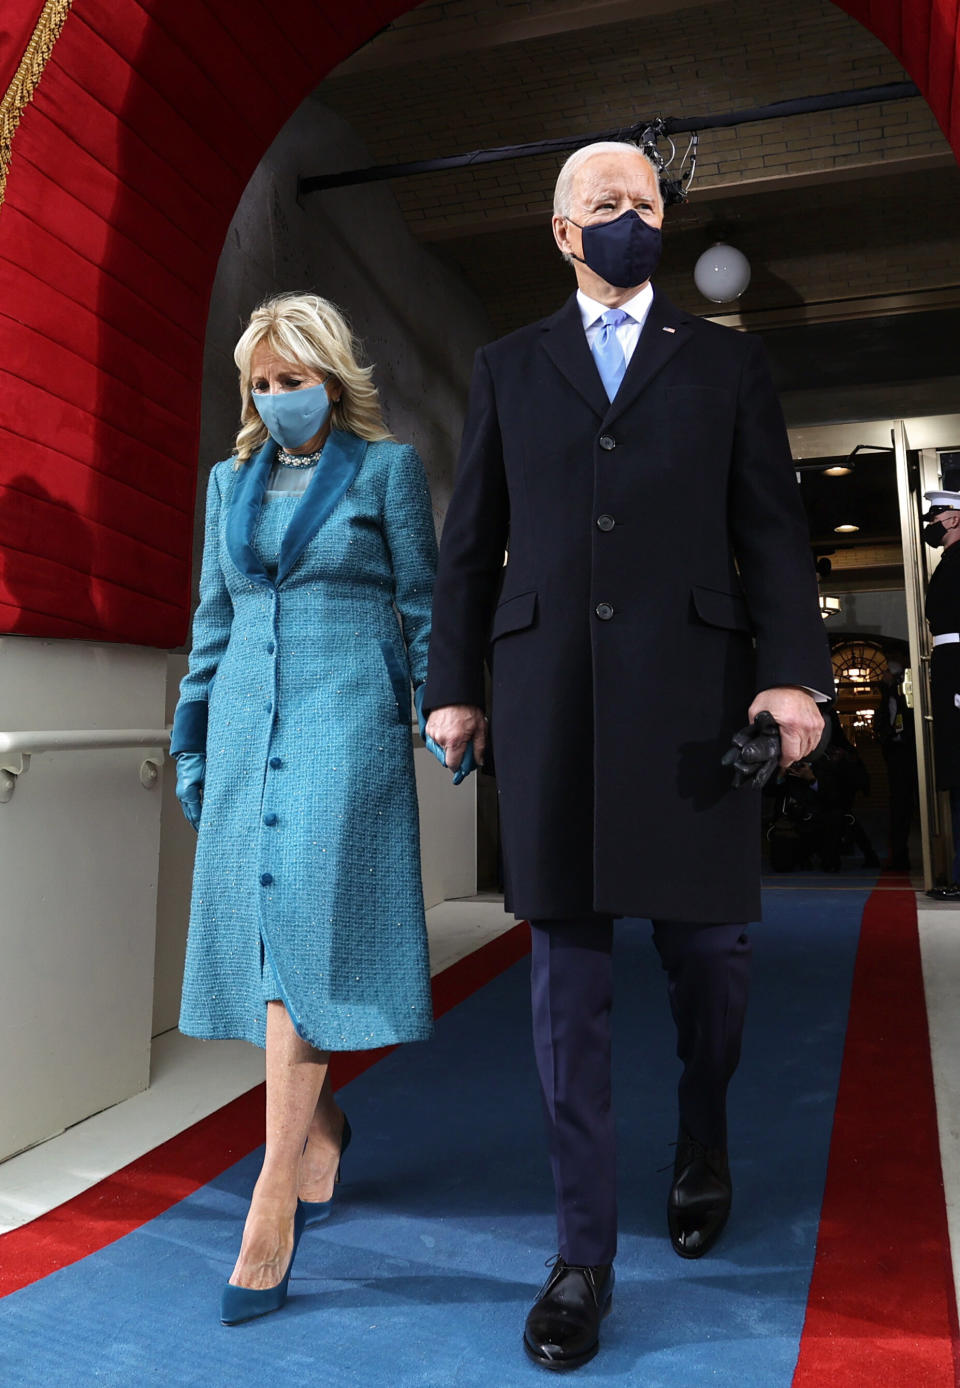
232, 292, 394, 463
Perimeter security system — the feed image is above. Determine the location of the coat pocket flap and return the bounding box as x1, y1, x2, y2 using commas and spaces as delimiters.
378, 640, 411, 722
691, 584, 752, 633
491, 590, 538, 641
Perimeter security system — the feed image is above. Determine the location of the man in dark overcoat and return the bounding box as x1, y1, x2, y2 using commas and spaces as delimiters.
423, 141, 832, 1370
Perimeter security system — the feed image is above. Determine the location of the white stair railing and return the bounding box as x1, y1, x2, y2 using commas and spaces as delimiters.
0, 729, 170, 803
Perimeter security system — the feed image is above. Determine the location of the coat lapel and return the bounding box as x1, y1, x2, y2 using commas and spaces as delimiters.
276, 428, 367, 583
603, 290, 693, 427
539, 295, 610, 420
224, 436, 275, 585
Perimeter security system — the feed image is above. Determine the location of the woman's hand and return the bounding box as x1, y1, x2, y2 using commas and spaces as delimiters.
424, 705, 487, 774
175, 752, 206, 830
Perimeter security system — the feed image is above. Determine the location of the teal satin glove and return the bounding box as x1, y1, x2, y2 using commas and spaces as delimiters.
414, 686, 478, 786
175, 751, 205, 830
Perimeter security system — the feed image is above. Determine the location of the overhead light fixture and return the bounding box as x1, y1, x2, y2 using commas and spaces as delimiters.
796, 442, 895, 479
693, 242, 751, 303
844, 666, 867, 680
834, 523, 860, 533
833, 441, 895, 475
819, 595, 841, 619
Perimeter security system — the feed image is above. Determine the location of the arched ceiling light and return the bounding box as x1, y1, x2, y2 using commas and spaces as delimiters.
823, 464, 852, 477
834, 523, 860, 533
693, 242, 751, 303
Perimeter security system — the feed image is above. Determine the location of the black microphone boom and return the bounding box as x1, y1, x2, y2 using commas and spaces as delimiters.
298, 81, 920, 200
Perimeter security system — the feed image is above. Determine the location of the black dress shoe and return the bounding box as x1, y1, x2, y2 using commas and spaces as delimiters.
668, 1129, 731, 1259
927, 882, 960, 900
523, 1257, 614, 1371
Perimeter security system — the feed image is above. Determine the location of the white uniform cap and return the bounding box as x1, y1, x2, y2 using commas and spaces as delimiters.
923, 490, 960, 509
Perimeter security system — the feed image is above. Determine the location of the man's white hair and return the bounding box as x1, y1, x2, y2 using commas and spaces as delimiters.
553, 141, 664, 219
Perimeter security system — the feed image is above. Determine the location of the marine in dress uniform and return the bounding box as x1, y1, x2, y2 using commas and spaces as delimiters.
923, 480, 960, 893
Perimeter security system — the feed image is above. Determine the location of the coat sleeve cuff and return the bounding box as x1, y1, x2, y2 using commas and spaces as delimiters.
170, 700, 208, 756
420, 674, 486, 718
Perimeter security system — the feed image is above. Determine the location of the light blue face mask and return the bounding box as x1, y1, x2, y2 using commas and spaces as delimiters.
252, 381, 331, 450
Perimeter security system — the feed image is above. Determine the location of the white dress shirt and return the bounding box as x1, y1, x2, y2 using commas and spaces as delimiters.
577, 283, 654, 369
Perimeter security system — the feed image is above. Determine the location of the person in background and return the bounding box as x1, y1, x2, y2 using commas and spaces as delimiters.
811, 734, 879, 871
170, 293, 437, 1324
876, 657, 916, 872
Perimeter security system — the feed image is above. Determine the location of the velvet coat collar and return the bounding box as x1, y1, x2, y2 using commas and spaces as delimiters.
224, 430, 368, 585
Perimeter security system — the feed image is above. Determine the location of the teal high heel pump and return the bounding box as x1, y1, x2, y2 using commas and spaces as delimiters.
220, 1199, 307, 1326
300, 1113, 352, 1226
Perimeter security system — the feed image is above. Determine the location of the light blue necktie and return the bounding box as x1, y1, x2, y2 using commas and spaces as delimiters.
591, 309, 630, 400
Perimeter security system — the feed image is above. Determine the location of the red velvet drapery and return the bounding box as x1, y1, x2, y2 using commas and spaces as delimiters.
835, 0, 960, 153
0, 0, 958, 645
0, 0, 413, 645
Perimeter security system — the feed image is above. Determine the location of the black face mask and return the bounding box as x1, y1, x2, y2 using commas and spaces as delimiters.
568, 209, 662, 290
924, 520, 948, 548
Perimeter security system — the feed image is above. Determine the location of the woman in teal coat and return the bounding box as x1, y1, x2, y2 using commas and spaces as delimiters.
170, 293, 436, 1324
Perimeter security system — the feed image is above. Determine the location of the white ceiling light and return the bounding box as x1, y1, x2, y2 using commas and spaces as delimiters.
693, 242, 751, 303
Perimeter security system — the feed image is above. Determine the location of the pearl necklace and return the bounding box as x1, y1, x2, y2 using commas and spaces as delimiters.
277, 446, 323, 468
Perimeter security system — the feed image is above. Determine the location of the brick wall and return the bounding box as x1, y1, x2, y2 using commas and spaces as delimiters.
318, 0, 949, 240
431, 164, 960, 335
657, 165, 960, 313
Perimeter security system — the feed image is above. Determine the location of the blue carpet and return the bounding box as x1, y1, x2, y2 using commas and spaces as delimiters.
0, 887, 869, 1387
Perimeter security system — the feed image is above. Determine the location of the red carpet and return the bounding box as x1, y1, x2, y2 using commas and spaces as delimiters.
5, 886, 959, 1384
793, 887, 960, 1385
0, 922, 531, 1297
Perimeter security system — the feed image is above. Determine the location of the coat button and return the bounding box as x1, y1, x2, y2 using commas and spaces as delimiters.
595, 602, 615, 620
260, 872, 274, 886
263, 812, 278, 826
267, 642, 275, 654
265, 701, 273, 713
596, 514, 615, 531
599, 435, 616, 451
269, 757, 282, 769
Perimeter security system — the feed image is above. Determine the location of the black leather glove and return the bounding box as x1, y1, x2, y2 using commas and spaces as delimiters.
722, 710, 831, 790
721, 710, 781, 790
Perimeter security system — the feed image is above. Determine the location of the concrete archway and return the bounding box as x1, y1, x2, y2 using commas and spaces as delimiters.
0, 0, 957, 644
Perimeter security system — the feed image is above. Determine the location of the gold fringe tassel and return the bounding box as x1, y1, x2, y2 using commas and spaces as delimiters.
0, 0, 74, 209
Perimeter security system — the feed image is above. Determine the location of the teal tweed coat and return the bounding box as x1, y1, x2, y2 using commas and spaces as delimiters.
171, 431, 437, 1051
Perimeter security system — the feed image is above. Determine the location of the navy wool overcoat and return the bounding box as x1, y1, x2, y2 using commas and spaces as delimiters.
424, 291, 834, 924
172, 431, 437, 1050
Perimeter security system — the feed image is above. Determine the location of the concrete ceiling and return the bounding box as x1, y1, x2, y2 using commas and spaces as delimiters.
311, 0, 960, 426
